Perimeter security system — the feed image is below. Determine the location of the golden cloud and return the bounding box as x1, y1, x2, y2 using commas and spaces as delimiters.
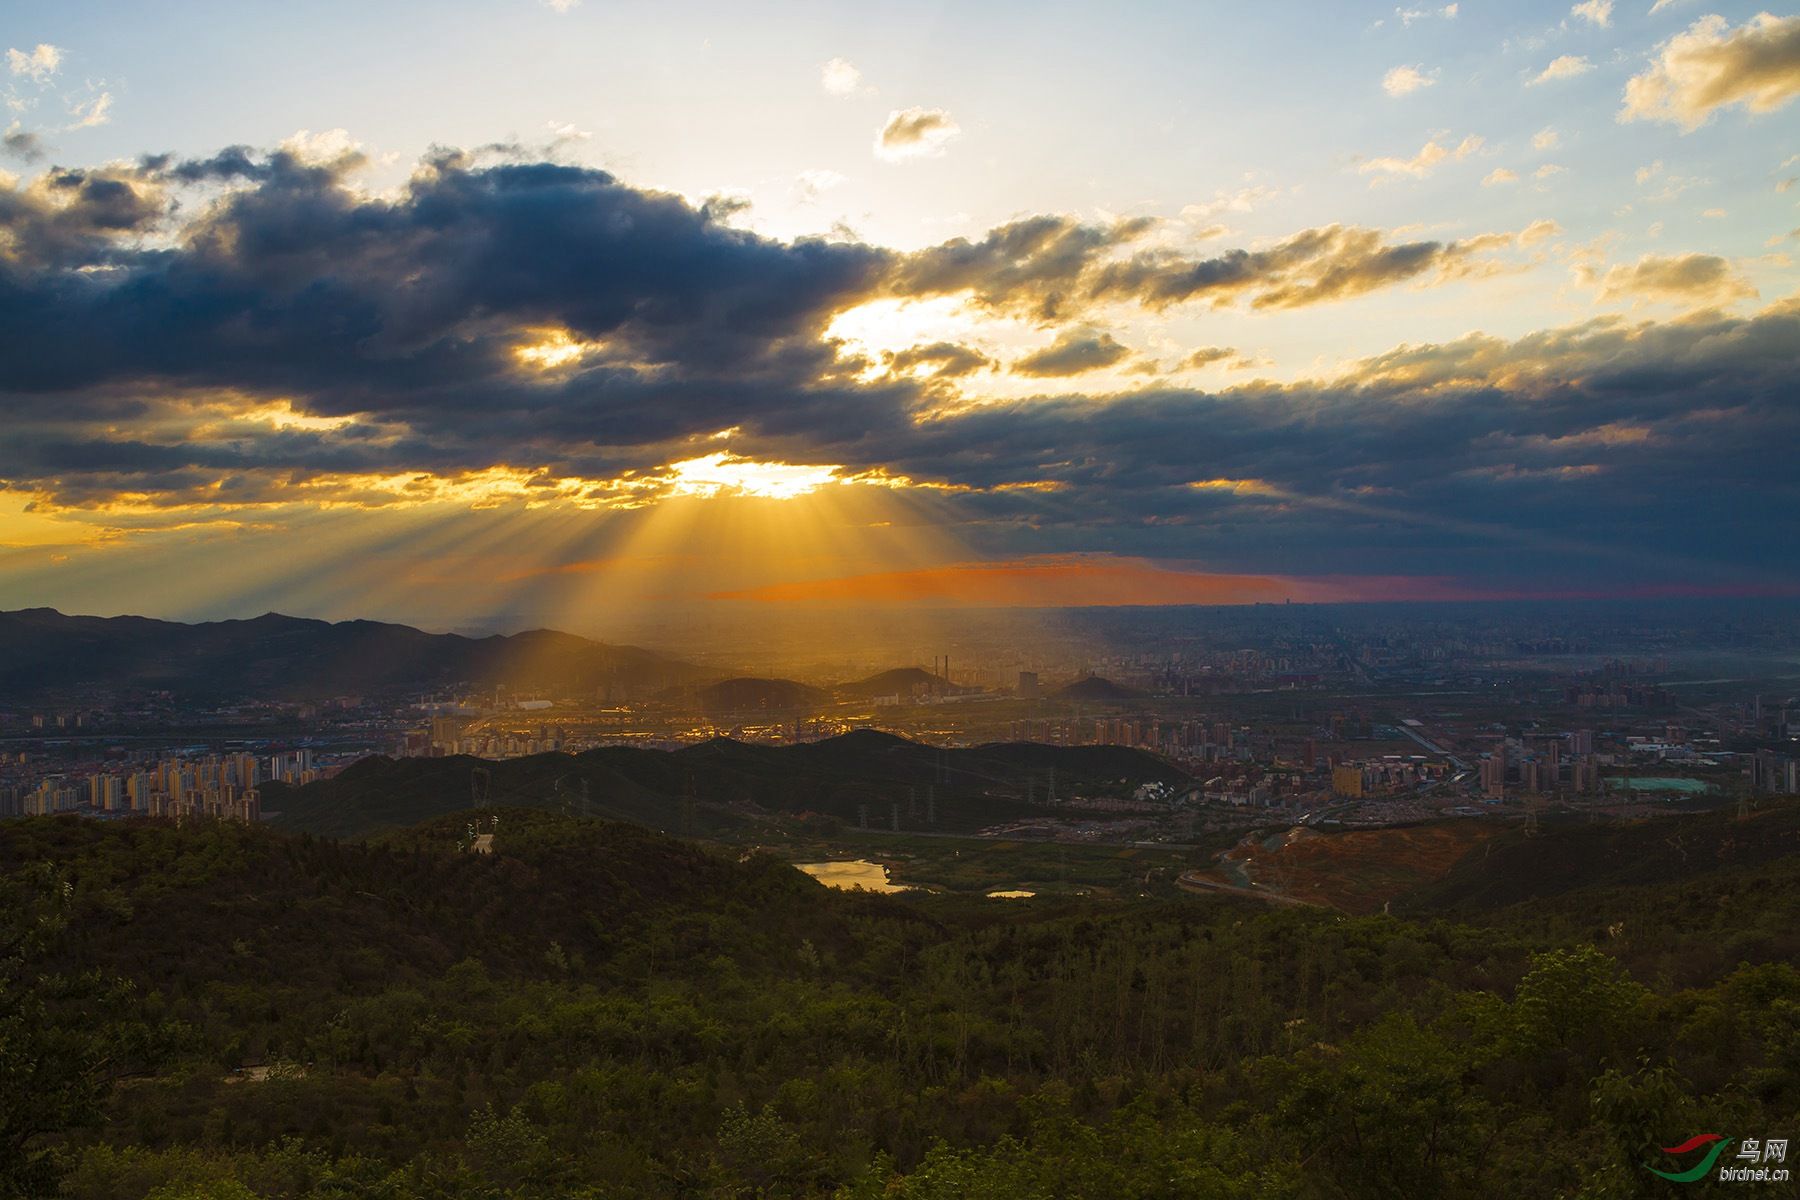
1621, 13, 1800, 130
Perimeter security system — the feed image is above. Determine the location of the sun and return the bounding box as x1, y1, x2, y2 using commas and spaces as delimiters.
665, 453, 841, 500
514, 328, 603, 371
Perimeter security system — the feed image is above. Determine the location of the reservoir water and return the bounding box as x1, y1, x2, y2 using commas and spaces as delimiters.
795, 860, 909, 892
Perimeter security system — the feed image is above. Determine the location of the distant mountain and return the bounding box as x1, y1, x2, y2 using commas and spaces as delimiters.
696, 677, 827, 713
1055, 675, 1145, 701
262, 729, 1193, 838
0, 608, 703, 702
837, 667, 946, 698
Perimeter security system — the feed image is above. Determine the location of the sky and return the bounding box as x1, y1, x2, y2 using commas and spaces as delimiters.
0, 0, 1797, 636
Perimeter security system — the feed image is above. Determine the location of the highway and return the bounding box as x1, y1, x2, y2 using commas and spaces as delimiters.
1175, 870, 1320, 907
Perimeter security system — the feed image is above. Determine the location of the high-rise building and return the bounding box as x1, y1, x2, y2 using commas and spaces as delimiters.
1480, 753, 1506, 798
1570, 759, 1598, 794
1751, 750, 1779, 796
431, 716, 465, 755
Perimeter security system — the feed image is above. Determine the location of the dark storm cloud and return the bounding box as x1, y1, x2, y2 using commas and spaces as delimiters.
1010, 330, 1131, 376
832, 303, 1800, 580
1182, 346, 1239, 368
1086, 225, 1499, 310
0, 149, 1517, 415
0, 150, 891, 416
1169, 346, 1269, 373
2, 125, 44, 162
886, 215, 1153, 319
884, 341, 992, 377
0, 164, 168, 269
0, 144, 1794, 586
883, 218, 1520, 316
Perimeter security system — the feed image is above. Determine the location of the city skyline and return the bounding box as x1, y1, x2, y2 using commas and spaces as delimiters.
2, 1, 1799, 632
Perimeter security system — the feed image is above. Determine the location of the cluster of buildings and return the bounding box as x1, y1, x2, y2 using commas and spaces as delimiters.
1329, 759, 1453, 798
28, 711, 97, 730
1751, 750, 1800, 796
398, 715, 569, 759
0, 749, 323, 823
1197, 777, 1276, 807
1474, 733, 1603, 799
1008, 717, 1252, 761
1563, 682, 1676, 710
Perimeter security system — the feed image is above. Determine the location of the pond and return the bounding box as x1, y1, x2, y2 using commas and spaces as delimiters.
794, 860, 910, 893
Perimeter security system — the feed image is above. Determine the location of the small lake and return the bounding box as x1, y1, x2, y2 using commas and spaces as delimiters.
986, 889, 1036, 899
795, 860, 910, 892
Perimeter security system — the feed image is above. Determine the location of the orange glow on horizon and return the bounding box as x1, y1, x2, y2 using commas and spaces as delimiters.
709, 556, 1354, 606
707, 554, 1800, 608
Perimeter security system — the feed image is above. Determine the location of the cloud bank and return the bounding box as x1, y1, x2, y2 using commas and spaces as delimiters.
0, 142, 1792, 594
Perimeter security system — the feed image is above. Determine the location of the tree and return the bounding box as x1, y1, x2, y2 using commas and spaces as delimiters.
714, 1103, 808, 1195
1271, 1013, 1488, 1200
1508, 946, 1649, 1063
0, 865, 156, 1199
466, 1103, 553, 1193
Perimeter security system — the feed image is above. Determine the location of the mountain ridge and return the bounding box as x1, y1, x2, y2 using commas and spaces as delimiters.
0, 607, 704, 702
262, 729, 1194, 838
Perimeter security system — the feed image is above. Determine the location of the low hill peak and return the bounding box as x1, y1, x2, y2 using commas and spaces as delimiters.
1055, 674, 1146, 701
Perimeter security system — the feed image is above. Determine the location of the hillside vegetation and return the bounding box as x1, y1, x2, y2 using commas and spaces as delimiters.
3, 803, 1798, 1198
262, 731, 1191, 839
1404, 801, 1800, 913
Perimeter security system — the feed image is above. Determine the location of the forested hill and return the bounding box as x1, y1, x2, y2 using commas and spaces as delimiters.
1403, 799, 1800, 913
0, 811, 853, 1008
262, 730, 1191, 838
3, 808, 1798, 1198
0, 607, 700, 702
